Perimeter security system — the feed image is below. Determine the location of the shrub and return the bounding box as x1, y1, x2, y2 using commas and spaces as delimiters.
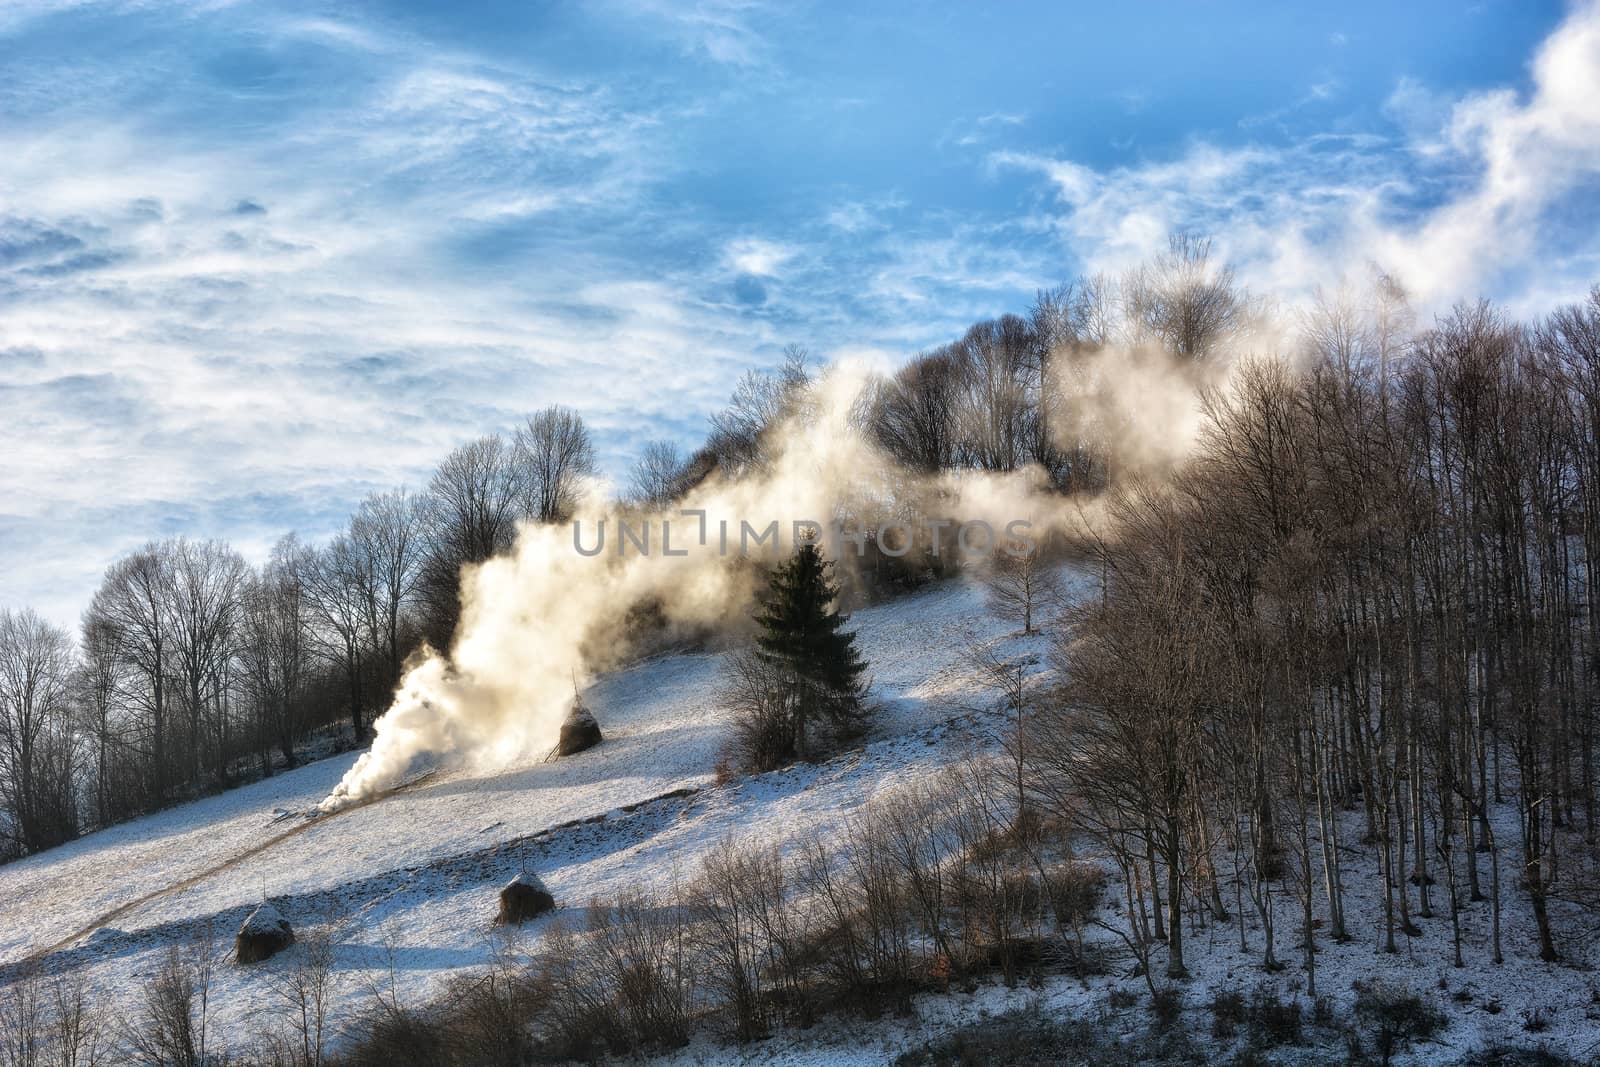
1352, 979, 1447, 1065
441, 966, 543, 1066
574, 891, 693, 1053
340, 1003, 448, 1067
1046, 862, 1104, 929
1209, 988, 1246, 1039
1454, 1044, 1579, 1066
1107, 988, 1139, 1010
894, 1008, 1108, 1067
720, 650, 797, 772
1150, 987, 1183, 1031
126, 927, 218, 1067
1245, 987, 1302, 1048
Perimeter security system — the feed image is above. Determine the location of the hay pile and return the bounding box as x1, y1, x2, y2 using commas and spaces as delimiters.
235, 902, 294, 964
497, 871, 556, 925
557, 701, 602, 756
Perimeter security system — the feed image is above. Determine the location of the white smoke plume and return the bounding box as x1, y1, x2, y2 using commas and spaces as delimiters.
317, 363, 1066, 811
316, 237, 1411, 815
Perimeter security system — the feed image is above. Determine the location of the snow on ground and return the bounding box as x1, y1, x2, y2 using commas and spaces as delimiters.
5, 563, 1594, 1065
0, 572, 1064, 1049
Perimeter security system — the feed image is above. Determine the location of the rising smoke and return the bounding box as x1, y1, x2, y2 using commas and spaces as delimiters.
318, 363, 1075, 810
317, 259, 1307, 814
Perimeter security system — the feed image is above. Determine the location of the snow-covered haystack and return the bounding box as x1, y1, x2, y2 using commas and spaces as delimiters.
235, 902, 295, 964
497, 871, 556, 925
556, 700, 602, 756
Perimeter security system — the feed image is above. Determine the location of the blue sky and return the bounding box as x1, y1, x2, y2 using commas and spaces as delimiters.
2, 0, 1599, 626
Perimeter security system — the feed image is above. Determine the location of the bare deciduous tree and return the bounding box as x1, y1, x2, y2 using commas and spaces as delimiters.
164, 539, 249, 786
350, 489, 427, 683
303, 535, 374, 741
627, 440, 685, 508
516, 406, 596, 525
268, 915, 341, 1067
0, 609, 79, 855
980, 548, 1062, 636
1123, 233, 1247, 360
238, 535, 312, 770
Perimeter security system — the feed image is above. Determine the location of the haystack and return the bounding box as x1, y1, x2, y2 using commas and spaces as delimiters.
235, 902, 294, 964
497, 871, 556, 925
557, 701, 602, 756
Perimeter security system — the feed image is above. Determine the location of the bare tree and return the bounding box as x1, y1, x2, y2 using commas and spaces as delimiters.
303, 535, 373, 741
76, 614, 125, 829
269, 916, 340, 1067
0, 961, 46, 1066
959, 635, 1036, 828
126, 925, 216, 1067
707, 345, 811, 473
49, 969, 106, 1067
718, 649, 792, 773
164, 540, 249, 787
419, 435, 528, 646
627, 440, 684, 508
350, 489, 427, 683
0, 609, 79, 854
515, 406, 596, 524
869, 348, 963, 473
86, 546, 174, 804
1037, 483, 1218, 980
953, 316, 1036, 472
980, 548, 1062, 635
238, 535, 312, 769
1124, 233, 1246, 360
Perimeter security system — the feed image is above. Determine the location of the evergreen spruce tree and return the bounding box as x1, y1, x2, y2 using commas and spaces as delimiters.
753, 543, 869, 759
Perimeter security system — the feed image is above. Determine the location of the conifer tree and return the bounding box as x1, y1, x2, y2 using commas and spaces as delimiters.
753, 543, 869, 759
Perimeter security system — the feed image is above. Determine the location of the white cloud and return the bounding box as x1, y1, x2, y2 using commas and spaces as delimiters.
0, 14, 769, 624
992, 0, 1600, 315
723, 236, 795, 277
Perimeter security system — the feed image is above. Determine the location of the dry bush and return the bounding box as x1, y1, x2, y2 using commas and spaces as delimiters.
944, 759, 1042, 986
338, 1007, 446, 1067
871, 781, 966, 988
537, 891, 694, 1059
266, 913, 340, 1067
125, 941, 207, 1067
1352, 980, 1446, 1065
46, 971, 105, 1067
719, 650, 794, 773
850, 820, 919, 1013
1209, 988, 1246, 1040
691, 838, 793, 1042
893, 1005, 1110, 1067
535, 917, 623, 1060
340, 939, 448, 1067
0, 963, 45, 1067
0, 965, 107, 1067
794, 834, 870, 1011
438, 940, 543, 1067
1043, 861, 1102, 928
589, 891, 694, 1052
1245, 987, 1303, 1049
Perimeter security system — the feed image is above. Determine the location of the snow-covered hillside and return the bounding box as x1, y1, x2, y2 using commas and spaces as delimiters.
5, 567, 1597, 1065
1, 574, 1059, 1050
